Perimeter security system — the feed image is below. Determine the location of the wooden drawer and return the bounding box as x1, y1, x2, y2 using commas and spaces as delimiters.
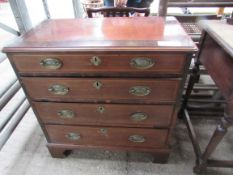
33, 102, 174, 128
22, 78, 181, 103
10, 53, 186, 76
45, 125, 168, 148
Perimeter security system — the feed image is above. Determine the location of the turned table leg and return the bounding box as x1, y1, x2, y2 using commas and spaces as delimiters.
194, 113, 233, 173
179, 58, 201, 118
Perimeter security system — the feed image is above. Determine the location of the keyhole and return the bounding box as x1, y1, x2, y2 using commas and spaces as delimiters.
90, 56, 101, 66
94, 57, 98, 62
97, 106, 105, 114
96, 81, 100, 87
93, 81, 102, 90
99, 128, 108, 136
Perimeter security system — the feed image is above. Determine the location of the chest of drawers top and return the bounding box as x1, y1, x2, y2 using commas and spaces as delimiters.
3, 16, 197, 53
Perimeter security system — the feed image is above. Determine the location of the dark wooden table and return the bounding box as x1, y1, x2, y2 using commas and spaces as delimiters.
181, 19, 233, 173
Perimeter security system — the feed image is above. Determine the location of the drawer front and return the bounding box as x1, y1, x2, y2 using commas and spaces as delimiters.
22, 78, 180, 103
10, 54, 185, 76
33, 102, 174, 128
46, 125, 168, 148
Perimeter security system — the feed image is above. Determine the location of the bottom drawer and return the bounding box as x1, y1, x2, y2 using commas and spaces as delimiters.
45, 125, 168, 149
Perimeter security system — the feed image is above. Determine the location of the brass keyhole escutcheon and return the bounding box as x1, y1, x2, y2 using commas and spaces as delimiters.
99, 128, 108, 136
93, 81, 103, 90
97, 106, 105, 114
90, 56, 101, 66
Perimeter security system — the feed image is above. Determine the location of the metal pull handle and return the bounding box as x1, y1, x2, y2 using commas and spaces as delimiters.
48, 84, 69, 95
66, 132, 81, 140
129, 86, 151, 96
128, 135, 146, 143
131, 112, 148, 121
57, 110, 75, 119
40, 58, 62, 69
90, 56, 101, 66
93, 81, 103, 90
130, 58, 154, 70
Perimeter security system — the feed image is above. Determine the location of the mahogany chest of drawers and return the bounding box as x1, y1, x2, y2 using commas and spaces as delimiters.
3, 16, 197, 162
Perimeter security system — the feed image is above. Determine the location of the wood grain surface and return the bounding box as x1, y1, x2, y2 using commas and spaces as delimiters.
33, 102, 174, 128
22, 77, 181, 103
10, 53, 185, 76
3, 17, 197, 52
45, 125, 168, 148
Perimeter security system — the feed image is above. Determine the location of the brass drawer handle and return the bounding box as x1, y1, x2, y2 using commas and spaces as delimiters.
66, 132, 81, 141
128, 135, 146, 143
131, 112, 148, 121
129, 86, 151, 96
90, 56, 101, 66
130, 57, 154, 70
40, 58, 62, 69
48, 84, 69, 95
93, 81, 103, 90
57, 110, 75, 119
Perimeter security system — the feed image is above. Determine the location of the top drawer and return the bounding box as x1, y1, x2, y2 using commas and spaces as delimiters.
9, 53, 186, 76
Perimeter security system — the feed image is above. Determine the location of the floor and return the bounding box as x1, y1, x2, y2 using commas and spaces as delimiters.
0, 103, 232, 175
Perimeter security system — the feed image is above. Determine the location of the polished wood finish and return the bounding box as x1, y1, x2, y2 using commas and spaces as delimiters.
200, 35, 233, 100
11, 53, 186, 76
33, 102, 174, 128
22, 78, 180, 103
46, 125, 168, 148
3, 17, 197, 53
199, 20, 233, 58
86, 7, 150, 18
3, 17, 196, 162
180, 19, 233, 173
